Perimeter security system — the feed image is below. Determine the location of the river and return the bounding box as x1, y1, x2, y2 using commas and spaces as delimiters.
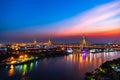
0, 51, 120, 80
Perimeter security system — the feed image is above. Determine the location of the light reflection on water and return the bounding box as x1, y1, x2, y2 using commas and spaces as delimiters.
64, 51, 119, 79
8, 65, 14, 76
5, 60, 38, 80
0, 51, 120, 80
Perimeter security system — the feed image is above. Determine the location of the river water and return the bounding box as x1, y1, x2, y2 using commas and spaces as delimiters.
0, 51, 120, 80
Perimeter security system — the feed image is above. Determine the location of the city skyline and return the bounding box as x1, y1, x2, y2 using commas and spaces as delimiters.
0, 0, 120, 43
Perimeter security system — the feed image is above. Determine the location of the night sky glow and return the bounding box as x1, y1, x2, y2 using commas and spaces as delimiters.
0, 0, 120, 43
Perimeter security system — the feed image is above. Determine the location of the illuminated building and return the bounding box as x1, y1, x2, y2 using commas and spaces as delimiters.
0, 43, 4, 47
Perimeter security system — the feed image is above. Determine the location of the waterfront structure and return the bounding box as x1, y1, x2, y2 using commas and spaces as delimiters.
0, 36, 120, 53
43, 38, 52, 46
87, 58, 120, 80
54, 36, 120, 52
0, 43, 5, 47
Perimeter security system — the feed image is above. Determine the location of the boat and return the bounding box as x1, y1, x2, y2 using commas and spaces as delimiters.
66, 48, 73, 54
5, 55, 39, 66
81, 48, 89, 54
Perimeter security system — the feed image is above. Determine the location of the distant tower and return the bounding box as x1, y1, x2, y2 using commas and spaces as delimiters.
48, 38, 52, 45
82, 36, 87, 47
34, 39, 37, 45
80, 35, 87, 49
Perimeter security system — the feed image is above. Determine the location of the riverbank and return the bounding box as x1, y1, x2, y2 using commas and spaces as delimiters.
0, 51, 120, 80
0, 49, 67, 68
85, 57, 120, 80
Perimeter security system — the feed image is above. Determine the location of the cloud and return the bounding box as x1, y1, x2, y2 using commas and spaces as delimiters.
21, 1, 120, 37
56, 1, 120, 35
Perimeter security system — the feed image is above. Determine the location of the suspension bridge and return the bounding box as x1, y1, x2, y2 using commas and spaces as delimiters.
51, 36, 120, 51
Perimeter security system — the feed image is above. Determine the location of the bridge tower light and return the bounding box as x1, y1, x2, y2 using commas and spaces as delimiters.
82, 36, 87, 47
34, 39, 37, 45
80, 35, 87, 50
48, 38, 52, 45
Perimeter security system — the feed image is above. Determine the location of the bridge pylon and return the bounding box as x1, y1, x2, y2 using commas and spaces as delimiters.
80, 35, 88, 50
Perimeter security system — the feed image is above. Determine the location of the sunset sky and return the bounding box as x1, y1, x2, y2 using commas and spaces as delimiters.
0, 0, 120, 43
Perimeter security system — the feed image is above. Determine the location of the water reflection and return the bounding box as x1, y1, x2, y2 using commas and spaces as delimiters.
22, 64, 27, 76
1, 51, 120, 80
8, 65, 15, 76
65, 51, 119, 72
20, 77, 29, 80
7, 61, 38, 77
30, 62, 33, 70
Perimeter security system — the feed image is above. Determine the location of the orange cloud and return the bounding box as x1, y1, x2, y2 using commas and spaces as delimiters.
81, 28, 120, 37
54, 1, 120, 36
55, 28, 120, 38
